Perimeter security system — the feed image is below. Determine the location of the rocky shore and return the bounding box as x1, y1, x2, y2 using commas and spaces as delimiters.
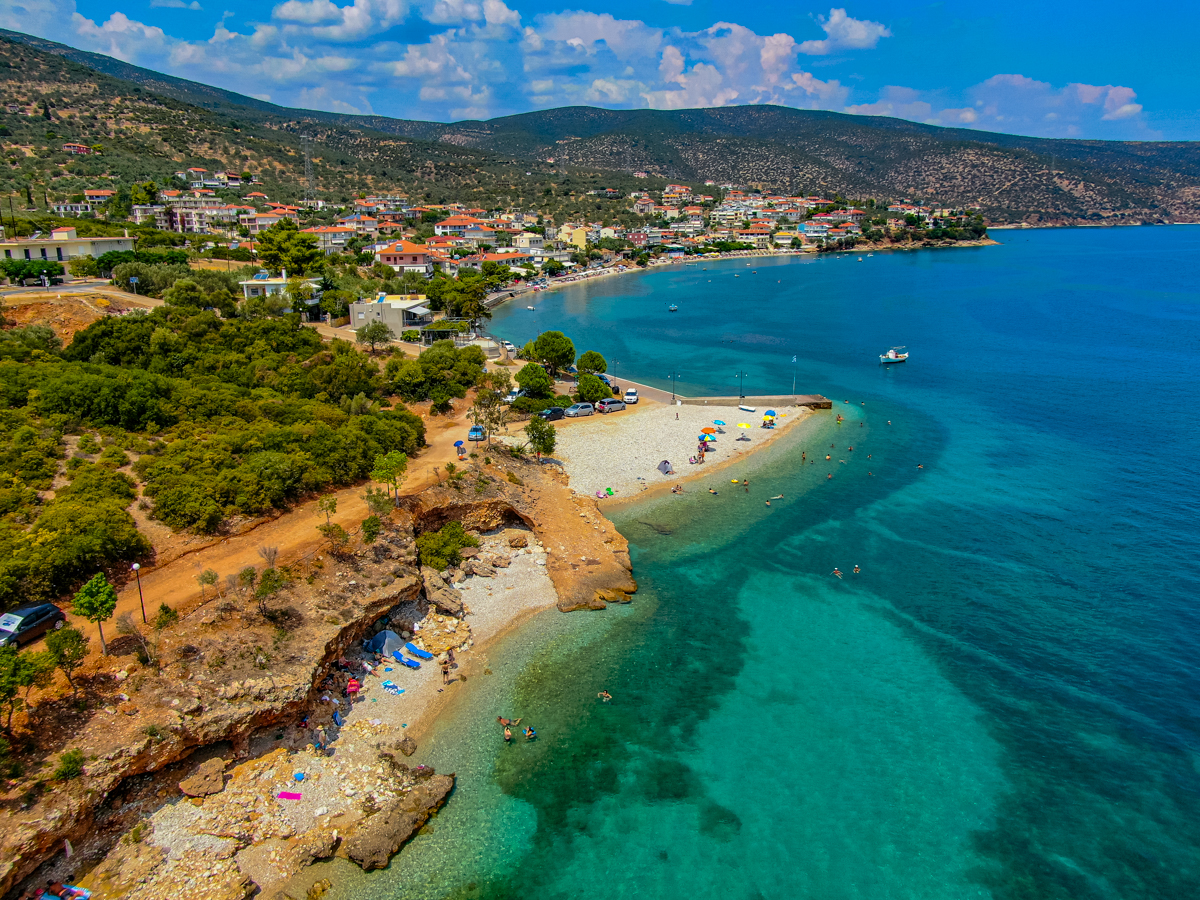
1, 451, 635, 899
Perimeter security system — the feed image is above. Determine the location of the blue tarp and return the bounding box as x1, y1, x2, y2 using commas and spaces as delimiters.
364, 630, 405, 657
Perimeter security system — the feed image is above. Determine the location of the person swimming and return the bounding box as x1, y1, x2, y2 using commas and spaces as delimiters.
523, 726, 537, 741
770, 494, 784, 500
598, 690, 612, 702
832, 568, 843, 579
504, 726, 512, 743
708, 488, 718, 494
853, 565, 861, 574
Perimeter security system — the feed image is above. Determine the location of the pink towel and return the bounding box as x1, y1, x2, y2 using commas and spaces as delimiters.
277, 791, 303, 800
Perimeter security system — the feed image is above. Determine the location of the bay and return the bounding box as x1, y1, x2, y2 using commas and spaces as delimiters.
333, 227, 1200, 900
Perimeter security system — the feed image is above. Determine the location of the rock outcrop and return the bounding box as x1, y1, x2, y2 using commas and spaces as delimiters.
420, 566, 464, 616
178, 757, 226, 797
341, 773, 455, 870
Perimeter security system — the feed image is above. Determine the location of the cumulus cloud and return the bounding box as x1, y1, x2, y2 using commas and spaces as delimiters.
799, 8, 890, 55
847, 74, 1152, 138
150, 0, 204, 9
272, 0, 409, 41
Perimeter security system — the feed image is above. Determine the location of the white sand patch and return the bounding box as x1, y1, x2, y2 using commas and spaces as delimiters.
553, 404, 808, 498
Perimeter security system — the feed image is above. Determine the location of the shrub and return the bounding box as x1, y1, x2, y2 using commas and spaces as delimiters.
53, 749, 85, 781
401, 330, 420, 342
361, 515, 381, 544
416, 521, 479, 570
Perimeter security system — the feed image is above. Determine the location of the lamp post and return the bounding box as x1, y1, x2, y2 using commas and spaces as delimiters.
131, 563, 146, 624
667, 370, 681, 403
734, 370, 748, 400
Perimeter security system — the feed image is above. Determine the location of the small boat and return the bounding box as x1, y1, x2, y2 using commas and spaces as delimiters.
879, 346, 909, 364
668, 304, 678, 312
392, 650, 421, 669
526, 305, 535, 310
739, 405, 757, 412
405, 642, 434, 660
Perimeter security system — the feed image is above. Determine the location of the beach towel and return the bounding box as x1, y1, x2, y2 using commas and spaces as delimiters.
277, 791, 303, 801
382, 680, 406, 696
332, 710, 344, 728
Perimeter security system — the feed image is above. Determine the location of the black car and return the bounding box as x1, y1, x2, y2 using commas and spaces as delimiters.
0, 603, 67, 647
538, 406, 565, 421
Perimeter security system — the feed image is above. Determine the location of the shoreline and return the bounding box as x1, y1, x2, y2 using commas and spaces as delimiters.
488, 238, 999, 309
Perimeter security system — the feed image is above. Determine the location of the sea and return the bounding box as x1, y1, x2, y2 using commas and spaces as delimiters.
325, 226, 1200, 900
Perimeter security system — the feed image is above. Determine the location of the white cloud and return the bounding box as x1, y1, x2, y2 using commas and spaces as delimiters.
272, 0, 409, 41
150, 0, 204, 9
846, 75, 1153, 138
799, 8, 890, 55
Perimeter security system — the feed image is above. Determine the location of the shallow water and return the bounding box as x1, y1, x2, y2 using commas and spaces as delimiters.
332, 228, 1200, 899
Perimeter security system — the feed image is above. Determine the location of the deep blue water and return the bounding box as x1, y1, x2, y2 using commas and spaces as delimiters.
333, 228, 1200, 900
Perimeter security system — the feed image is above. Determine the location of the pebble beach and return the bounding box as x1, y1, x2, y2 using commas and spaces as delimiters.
551, 402, 812, 499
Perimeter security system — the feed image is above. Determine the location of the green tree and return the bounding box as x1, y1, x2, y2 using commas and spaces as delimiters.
318, 523, 349, 554
256, 220, 320, 275
371, 450, 408, 501
162, 279, 204, 308
196, 569, 218, 601
317, 495, 337, 525
524, 414, 557, 461
356, 320, 393, 352
361, 515, 382, 544
363, 487, 392, 517
577, 350, 607, 375
542, 259, 565, 276
319, 289, 353, 319
130, 181, 158, 205
533, 331, 575, 376
68, 256, 99, 278
576, 373, 610, 404
471, 369, 513, 443
45, 627, 88, 698
514, 362, 553, 398
415, 521, 479, 570
285, 277, 315, 312
72, 573, 118, 655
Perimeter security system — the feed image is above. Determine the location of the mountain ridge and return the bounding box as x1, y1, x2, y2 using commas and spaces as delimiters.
2, 28, 1200, 223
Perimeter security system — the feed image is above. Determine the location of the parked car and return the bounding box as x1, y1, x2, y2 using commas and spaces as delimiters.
0, 603, 66, 647
596, 398, 626, 413
623, 388, 639, 404
503, 389, 527, 404
501, 340, 517, 354
468, 425, 486, 442
538, 406, 565, 421
564, 403, 594, 417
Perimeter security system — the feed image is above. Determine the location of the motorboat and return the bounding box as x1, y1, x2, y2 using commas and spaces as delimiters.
879, 346, 909, 364
668, 304, 678, 312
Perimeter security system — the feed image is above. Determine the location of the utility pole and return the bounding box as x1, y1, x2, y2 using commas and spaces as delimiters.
734, 369, 749, 400
667, 370, 681, 403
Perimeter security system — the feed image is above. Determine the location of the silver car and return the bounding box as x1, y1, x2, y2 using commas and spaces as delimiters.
564, 403, 594, 417
596, 398, 626, 413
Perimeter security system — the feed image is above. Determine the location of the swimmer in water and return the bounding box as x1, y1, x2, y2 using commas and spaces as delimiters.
598, 690, 612, 702
917, 464, 924, 469
708, 488, 718, 494
826, 454, 831, 460
827, 473, 833, 480
853, 565, 861, 574
504, 726, 512, 743
832, 568, 843, 579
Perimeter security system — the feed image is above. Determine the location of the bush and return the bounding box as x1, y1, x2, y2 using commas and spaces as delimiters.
53, 749, 85, 781
401, 330, 420, 342
416, 521, 479, 570
576, 373, 610, 404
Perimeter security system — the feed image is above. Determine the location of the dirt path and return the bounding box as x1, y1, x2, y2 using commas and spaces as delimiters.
55, 401, 478, 650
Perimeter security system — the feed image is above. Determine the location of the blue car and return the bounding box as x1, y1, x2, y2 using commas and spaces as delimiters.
468, 425, 486, 442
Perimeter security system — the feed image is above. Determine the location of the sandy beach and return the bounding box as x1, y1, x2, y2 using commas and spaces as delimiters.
551, 401, 814, 503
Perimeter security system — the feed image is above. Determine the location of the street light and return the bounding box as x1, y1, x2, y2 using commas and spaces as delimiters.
667, 370, 681, 403
734, 370, 749, 400
131, 563, 146, 624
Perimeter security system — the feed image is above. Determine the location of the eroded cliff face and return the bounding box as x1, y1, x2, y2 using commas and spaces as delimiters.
1, 455, 637, 897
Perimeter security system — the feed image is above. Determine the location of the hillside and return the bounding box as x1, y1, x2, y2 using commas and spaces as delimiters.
2, 28, 1200, 223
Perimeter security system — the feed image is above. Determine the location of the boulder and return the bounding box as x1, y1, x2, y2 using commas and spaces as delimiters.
342, 775, 454, 871
420, 567, 464, 617
459, 547, 480, 559
179, 757, 227, 797
397, 736, 417, 757
508, 534, 528, 549
466, 561, 495, 578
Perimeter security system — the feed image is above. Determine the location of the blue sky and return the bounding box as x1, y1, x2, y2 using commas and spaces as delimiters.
3, 0, 1197, 139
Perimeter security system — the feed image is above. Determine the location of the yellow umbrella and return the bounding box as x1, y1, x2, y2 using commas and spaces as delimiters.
737, 423, 751, 429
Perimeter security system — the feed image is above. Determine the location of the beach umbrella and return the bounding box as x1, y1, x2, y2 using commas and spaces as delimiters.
737, 423, 752, 429
764, 409, 777, 416
658, 460, 674, 475
701, 427, 717, 434
454, 440, 465, 447
713, 420, 726, 426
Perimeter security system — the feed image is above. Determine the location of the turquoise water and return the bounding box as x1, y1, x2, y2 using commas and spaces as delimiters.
336, 228, 1200, 899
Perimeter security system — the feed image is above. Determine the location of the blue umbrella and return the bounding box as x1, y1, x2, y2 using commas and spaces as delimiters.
454, 440, 465, 447
764, 409, 777, 416
713, 419, 726, 426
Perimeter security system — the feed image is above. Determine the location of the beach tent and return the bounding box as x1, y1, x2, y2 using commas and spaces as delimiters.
364, 630, 405, 658
658, 460, 675, 475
